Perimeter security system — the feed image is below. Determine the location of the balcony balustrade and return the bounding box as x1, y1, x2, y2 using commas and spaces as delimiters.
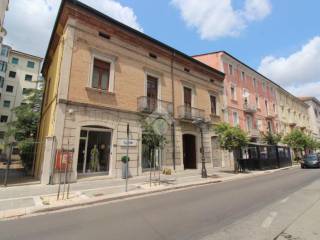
243, 103, 257, 113
178, 105, 205, 121
137, 96, 173, 115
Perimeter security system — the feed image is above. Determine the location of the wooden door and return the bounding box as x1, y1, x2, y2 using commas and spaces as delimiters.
184, 87, 192, 118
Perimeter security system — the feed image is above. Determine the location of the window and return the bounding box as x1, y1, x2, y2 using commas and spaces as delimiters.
210, 95, 217, 115
0, 47, 8, 57
231, 86, 237, 100
256, 96, 259, 108
9, 71, 16, 78
22, 88, 31, 95
228, 64, 233, 75
3, 100, 10, 108
262, 82, 266, 91
246, 115, 253, 130
257, 119, 263, 131
253, 78, 257, 89
265, 100, 268, 113
233, 112, 239, 126
0, 115, 8, 123
25, 74, 32, 81
0, 131, 4, 139
241, 71, 245, 81
0, 61, 7, 72
273, 103, 276, 113
11, 57, 19, 65
27, 61, 35, 68
92, 58, 110, 91
0, 76, 4, 88
6, 85, 13, 92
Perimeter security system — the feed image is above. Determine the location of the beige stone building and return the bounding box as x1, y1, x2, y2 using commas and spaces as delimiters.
0, 0, 9, 45
275, 88, 310, 136
35, 0, 225, 184
299, 97, 320, 140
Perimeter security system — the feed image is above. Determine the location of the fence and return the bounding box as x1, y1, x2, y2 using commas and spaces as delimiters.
0, 141, 45, 186
239, 144, 292, 171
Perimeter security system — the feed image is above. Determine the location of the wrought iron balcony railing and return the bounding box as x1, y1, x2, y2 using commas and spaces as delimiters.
243, 103, 257, 113
178, 105, 205, 121
137, 96, 173, 115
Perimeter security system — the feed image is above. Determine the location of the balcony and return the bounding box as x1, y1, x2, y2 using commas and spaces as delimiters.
243, 103, 257, 113
266, 112, 277, 119
137, 96, 173, 115
248, 128, 260, 137
178, 105, 205, 121
210, 114, 221, 124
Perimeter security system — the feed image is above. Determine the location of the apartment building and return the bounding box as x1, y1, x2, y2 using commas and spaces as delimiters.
194, 51, 279, 142
0, 48, 42, 145
35, 0, 225, 183
0, 0, 9, 45
299, 97, 320, 140
275, 90, 310, 136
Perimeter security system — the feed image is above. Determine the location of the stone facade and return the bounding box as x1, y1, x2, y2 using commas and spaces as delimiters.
36, 0, 226, 184
299, 97, 320, 140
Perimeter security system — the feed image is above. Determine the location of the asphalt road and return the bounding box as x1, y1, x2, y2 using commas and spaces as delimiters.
0, 167, 319, 240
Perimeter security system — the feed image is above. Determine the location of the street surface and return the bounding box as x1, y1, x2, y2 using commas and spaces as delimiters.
0, 167, 319, 240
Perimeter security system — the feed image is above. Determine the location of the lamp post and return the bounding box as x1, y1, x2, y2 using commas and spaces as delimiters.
192, 118, 208, 178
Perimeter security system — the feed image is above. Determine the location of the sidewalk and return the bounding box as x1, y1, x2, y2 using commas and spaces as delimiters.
0, 166, 296, 220
276, 194, 320, 240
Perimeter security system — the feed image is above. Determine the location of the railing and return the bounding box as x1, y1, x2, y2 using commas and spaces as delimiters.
178, 105, 205, 121
266, 112, 277, 119
248, 128, 260, 137
243, 103, 257, 113
210, 114, 221, 124
137, 96, 173, 115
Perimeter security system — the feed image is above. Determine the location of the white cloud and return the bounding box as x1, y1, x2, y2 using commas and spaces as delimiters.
258, 36, 320, 89
171, 0, 271, 40
287, 82, 320, 99
3, 0, 142, 57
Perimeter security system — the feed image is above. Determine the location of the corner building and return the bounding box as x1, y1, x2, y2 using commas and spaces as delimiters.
35, 0, 225, 183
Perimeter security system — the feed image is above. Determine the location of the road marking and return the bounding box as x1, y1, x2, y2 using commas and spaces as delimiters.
262, 211, 278, 228
33, 196, 43, 207
280, 197, 289, 203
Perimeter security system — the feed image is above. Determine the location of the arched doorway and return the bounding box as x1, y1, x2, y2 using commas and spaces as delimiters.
183, 134, 197, 169
77, 125, 112, 175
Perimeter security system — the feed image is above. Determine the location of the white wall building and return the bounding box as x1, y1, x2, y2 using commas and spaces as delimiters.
300, 97, 320, 140
0, 0, 9, 44
0, 49, 42, 145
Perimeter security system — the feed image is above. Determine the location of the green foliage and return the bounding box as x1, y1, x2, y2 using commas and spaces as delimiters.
214, 123, 249, 151
282, 129, 319, 152
6, 89, 42, 170
121, 156, 130, 163
261, 131, 282, 145
141, 120, 167, 151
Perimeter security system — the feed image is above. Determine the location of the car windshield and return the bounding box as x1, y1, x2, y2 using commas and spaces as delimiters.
305, 155, 318, 161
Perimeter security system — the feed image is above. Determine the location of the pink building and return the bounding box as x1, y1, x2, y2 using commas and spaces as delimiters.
194, 51, 278, 142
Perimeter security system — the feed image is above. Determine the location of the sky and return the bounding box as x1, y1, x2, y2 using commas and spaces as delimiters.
3, 0, 320, 99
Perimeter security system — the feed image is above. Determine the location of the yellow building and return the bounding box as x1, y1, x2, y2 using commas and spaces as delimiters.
35, 0, 225, 183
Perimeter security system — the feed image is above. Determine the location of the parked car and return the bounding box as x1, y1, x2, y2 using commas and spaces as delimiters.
301, 154, 320, 168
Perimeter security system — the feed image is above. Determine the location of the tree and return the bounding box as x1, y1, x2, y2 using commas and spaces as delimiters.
282, 129, 308, 161
6, 89, 43, 172
261, 131, 282, 145
214, 123, 249, 173
141, 120, 167, 186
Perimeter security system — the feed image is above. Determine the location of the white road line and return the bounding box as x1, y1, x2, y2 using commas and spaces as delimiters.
33, 196, 43, 207
280, 197, 289, 203
262, 211, 278, 228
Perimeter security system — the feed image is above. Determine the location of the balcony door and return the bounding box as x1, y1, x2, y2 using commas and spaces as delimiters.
147, 75, 158, 112
184, 87, 192, 118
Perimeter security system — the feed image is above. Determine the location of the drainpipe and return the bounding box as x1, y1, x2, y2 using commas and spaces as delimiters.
171, 50, 176, 170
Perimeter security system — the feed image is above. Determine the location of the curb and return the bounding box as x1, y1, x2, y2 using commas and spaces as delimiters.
0, 165, 297, 220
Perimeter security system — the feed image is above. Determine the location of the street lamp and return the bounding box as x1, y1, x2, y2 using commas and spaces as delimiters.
192, 118, 209, 178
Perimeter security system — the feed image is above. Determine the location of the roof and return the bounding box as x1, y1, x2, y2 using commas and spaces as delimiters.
43, 0, 224, 79
11, 49, 43, 61
193, 50, 309, 107
299, 97, 320, 106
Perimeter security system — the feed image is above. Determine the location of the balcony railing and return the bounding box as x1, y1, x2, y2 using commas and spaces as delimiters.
266, 112, 277, 119
243, 103, 257, 113
210, 114, 221, 124
137, 96, 173, 115
248, 128, 260, 137
178, 105, 205, 121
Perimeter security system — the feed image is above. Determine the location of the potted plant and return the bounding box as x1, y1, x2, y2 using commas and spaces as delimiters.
121, 156, 130, 179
